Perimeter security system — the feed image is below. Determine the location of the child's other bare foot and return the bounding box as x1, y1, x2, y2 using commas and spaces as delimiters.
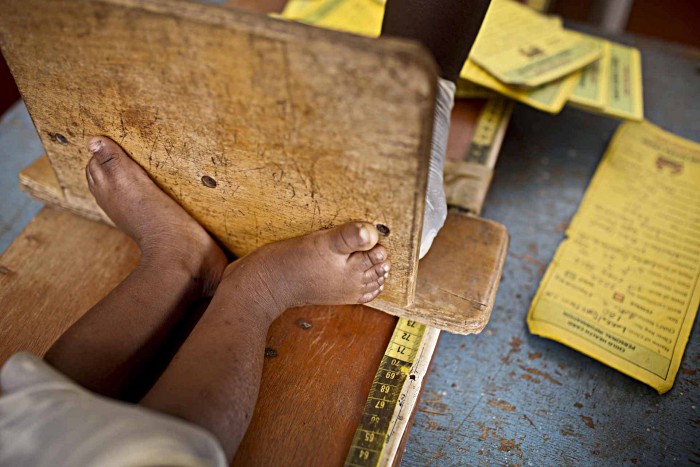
85, 137, 227, 296
226, 222, 391, 316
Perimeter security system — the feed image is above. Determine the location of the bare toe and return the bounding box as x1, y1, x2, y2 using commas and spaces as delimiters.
247, 220, 389, 309
329, 222, 379, 255
85, 137, 132, 190
88, 137, 122, 168
348, 246, 389, 274
367, 245, 387, 265
359, 286, 383, 304
362, 262, 391, 284
361, 277, 384, 294
83, 136, 226, 296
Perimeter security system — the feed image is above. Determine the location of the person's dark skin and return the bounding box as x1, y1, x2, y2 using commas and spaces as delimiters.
43, 2, 490, 460
45, 136, 391, 460
382, 0, 491, 83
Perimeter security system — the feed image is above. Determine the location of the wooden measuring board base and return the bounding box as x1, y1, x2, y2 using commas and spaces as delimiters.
418, 213, 506, 333
0, 207, 395, 466
19, 156, 508, 334
370, 212, 508, 334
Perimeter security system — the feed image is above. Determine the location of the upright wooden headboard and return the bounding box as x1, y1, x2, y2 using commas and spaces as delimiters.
0, 0, 438, 308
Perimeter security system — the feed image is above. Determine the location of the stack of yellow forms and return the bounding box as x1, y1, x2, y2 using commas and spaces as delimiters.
281, 0, 644, 119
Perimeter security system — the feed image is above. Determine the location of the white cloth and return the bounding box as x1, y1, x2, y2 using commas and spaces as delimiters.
420, 77, 456, 259
0, 352, 226, 467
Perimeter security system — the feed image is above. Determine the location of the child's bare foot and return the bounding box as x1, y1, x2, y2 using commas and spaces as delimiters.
85, 137, 227, 296
226, 222, 391, 315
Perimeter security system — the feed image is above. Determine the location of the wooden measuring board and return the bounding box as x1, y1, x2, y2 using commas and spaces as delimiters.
4, 1, 513, 464
10, 91, 513, 464
0, 204, 504, 466
19, 154, 507, 334
13, 95, 512, 465
0, 0, 437, 309
0, 207, 389, 465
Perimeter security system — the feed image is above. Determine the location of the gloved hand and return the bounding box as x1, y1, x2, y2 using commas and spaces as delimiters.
420, 77, 456, 259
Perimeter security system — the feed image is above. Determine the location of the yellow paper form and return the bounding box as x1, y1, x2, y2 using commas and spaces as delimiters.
569, 40, 644, 121
461, 59, 579, 114
605, 42, 644, 121
455, 79, 495, 99
281, 0, 384, 37
528, 121, 700, 393
282, 0, 588, 114
470, 0, 602, 87
569, 39, 610, 109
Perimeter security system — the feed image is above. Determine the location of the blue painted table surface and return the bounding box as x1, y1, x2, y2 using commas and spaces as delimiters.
402, 28, 700, 466
0, 24, 698, 467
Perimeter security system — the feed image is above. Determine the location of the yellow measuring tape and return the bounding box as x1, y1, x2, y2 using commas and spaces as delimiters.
346, 95, 513, 466
344, 318, 426, 466
463, 96, 513, 165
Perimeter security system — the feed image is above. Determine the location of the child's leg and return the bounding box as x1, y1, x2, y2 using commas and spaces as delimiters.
44, 137, 227, 400
141, 219, 391, 461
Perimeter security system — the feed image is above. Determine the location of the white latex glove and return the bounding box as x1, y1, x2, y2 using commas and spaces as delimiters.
420, 77, 456, 259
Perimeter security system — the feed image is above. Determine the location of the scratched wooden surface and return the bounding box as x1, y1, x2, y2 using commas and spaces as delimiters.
0, 0, 438, 308
401, 27, 700, 466
0, 208, 140, 364
0, 207, 393, 466
0, 94, 500, 464
373, 213, 508, 334
8, 4, 696, 466
1, 82, 505, 467
18, 150, 508, 335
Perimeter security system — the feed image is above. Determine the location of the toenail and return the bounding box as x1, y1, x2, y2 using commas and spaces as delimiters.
358, 226, 369, 244
88, 139, 103, 153
376, 224, 390, 236
201, 175, 217, 188
383, 264, 390, 273
379, 285, 384, 291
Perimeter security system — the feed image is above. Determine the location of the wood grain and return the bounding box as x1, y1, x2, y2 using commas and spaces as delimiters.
0, 208, 140, 364
0, 207, 396, 465
8, 105, 508, 463
2, 1, 512, 463
0, 0, 438, 308
373, 212, 509, 334
19, 156, 104, 223
0, 208, 505, 467
18, 157, 508, 334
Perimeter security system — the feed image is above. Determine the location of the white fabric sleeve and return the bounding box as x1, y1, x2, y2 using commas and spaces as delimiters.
420, 77, 456, 259
0, 352, 227, 467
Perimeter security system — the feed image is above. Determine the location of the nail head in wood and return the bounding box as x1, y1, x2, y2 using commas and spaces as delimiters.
376, 224, 390, 236
201, 175, 217, 188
